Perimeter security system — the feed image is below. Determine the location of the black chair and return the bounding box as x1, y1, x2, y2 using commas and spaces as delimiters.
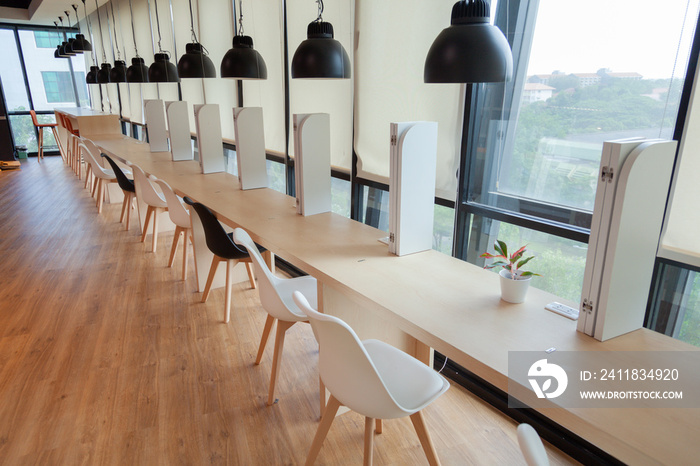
184, 197, 262, 323
102, 153, 137, 231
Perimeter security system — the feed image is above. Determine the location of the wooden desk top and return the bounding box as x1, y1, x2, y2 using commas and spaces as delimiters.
93, 134, 700, 465
56, 108, 116, 118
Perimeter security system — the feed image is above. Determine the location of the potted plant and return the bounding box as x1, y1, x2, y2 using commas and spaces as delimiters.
480, 240, 541, 303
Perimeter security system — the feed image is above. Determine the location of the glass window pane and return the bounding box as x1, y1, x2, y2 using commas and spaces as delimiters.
331, 178, 351, 218
0, 28, 30, 112
433, 205, 455, 255
468, 0, 700, 226
18, 29, 78, 111
266, 159, 286, 194
647, 263, 700, 347
9, 115, 37, 153
471, 215, 587, 303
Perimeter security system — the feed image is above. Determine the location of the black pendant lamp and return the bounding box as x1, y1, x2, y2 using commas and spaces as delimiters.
291, 0, 350, 79
93, 0, 112, 83
220, 0, 267, 79
64, 10, 81, 55
126, 0, 149, 83
86, 66, 99, 84
58, 17, 76, 57
54, 21, 68, 58
108, 1, 127, 83
424, 0, 513, 83
177, 0, 215, 78
72, 3, 92, 53
148, 0, 180, 82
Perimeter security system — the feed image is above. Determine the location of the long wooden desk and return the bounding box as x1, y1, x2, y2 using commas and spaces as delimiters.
93, 133, 700, 465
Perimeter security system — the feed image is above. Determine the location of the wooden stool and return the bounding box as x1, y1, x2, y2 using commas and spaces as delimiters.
29, 110, 59, 162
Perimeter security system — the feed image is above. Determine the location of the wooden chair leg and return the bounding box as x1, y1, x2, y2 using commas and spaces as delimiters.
305, 394, 341, 466
224, 259, 234, 323
409, 411, 441, 466
375, 419, 383, 434
267, 320, 294, 406
168, 226, 182, 267
37, 129, 44, 161
364, 417, 375, 466
96, 179, 104, 214
120, 191, 129, 223
181, 229, 189, 281
125, 193, 133, 231
255, 314, 276, 365
141, 205, 154, 243
245, 262, 257, 289
201, 256, 221, 303
151, 208, 160, 252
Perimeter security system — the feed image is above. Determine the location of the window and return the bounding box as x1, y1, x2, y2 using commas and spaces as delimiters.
41, 71, 77, 103
456, 0, 700, 303
33, 31, 63, 48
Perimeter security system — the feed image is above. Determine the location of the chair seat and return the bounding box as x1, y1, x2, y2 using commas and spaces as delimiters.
222, 232, 265, 260
362, 339, 449, 415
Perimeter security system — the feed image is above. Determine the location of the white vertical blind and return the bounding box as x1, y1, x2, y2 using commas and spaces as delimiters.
200, 0, 238, 140
353, 0, 463, 201
287, 0, 354, 171
241, 0, 286, 154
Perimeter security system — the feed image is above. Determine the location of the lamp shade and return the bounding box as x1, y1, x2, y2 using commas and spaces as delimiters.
149, 52, 180, 83
424, 0, 513, 83
57, 42, 72, 58
86, 65, 99, 84
67, 38, 81, 54
110, 60, 127, 83
97, 63, 112, 83
126, 57, 149, 83
291, 21, 350, 79
177, 43, 216, 78
54, 46, 61, 59
72, 33, 92, 52
221, 35, 267, 80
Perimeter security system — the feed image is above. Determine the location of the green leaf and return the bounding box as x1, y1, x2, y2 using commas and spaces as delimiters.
520, 271, 541, 277
517, 255, 535, 269
495, 240, 507, 258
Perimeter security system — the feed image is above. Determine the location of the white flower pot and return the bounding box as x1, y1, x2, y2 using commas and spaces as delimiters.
499, 269, 532, 303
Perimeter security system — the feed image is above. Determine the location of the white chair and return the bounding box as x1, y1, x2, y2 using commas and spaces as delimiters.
232, 228, 317, 406
292, 291, 449, 466
154, 178, 192, 280
129, 163, 168, 253
517, 424, 550, 466
78, 140, 118, 214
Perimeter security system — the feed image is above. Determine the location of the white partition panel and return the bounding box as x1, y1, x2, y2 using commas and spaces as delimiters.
194, 104, 225, 174
166, 101, 193, 161
233, 107, 268, 190
144, 99, 169, 152
293, 113, 331, 216
388, 121, 438, 256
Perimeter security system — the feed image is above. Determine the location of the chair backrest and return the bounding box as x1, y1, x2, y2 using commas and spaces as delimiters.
78, 140, 112, 179
29, 110, 39, 127
153, 178, 190, 228
233, 227, 309, 321
517, 424, 550, 466
292, 291, 408, 420
101, 153, 135, 193
183, 197, 247, 259
130, 164, 167, 208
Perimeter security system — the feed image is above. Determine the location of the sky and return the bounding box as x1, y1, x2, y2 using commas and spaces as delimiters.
518, 0, 700, 79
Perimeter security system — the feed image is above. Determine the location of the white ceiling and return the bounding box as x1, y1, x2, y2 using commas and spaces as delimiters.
0, 0, 108, 27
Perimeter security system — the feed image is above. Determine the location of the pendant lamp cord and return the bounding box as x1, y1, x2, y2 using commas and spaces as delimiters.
82, 0, 97, 65
188, 0, 199, 42
154, 0, 165, 55
65, 11, 73, 32
109, 1, 121, 59
94, 0, 107, 63
128, 0, 140, 57
72, 4, 81, 34
316, 0, 323, 21
237, 0, 244, 36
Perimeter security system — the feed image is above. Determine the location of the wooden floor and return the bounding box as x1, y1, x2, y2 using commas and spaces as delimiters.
0, 157, 577, 465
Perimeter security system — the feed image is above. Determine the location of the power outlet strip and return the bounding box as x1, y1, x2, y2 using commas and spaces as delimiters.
545, 302, 579, 320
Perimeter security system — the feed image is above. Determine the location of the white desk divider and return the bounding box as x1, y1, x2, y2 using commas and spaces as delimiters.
194, 104, 225, 174
233, 107, 268, 190
293, 113, 331, 216
579, 138, 677, 341
144, 99, 169, 152
387, 121, 438, 256
166, 101, 193, 161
